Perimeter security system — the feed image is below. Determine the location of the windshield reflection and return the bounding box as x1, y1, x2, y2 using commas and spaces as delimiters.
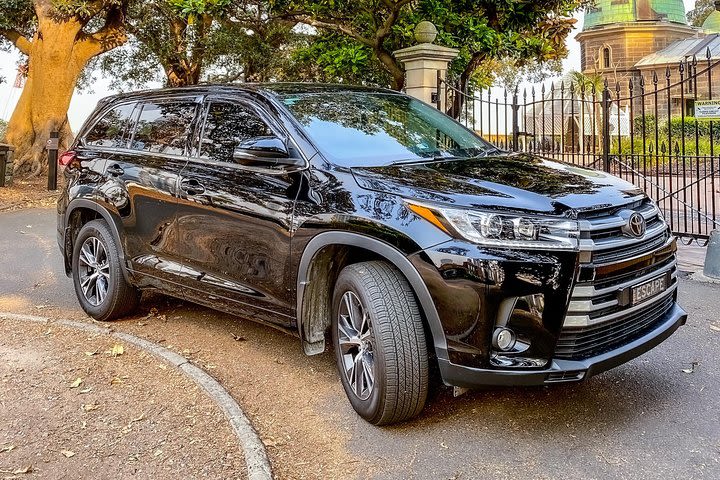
281, 92, 493, 167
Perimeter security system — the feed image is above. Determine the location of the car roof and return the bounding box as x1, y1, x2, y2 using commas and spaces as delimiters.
98, 82, 401, 106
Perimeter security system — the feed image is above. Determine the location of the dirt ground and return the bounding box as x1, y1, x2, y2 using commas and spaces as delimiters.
0, 318, 246, 479
0, 178, 60, 213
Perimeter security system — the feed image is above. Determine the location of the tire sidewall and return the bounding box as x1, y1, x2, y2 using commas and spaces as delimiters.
71, 221, 120, 320
332, 272, 388, 423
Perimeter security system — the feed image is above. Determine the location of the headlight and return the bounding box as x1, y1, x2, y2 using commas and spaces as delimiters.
408, 203, 579, 250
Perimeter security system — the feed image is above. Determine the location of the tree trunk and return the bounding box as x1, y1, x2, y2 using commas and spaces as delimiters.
447, 52, 486, 119
375, 47, 405, 91
3, 18, 87, 177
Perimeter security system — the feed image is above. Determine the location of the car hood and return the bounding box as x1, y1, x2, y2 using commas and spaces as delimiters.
351, 153, 644, 216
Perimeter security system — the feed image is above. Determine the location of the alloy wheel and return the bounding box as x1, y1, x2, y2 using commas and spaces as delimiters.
337, 291, 375, 400
77, 236, 110, 306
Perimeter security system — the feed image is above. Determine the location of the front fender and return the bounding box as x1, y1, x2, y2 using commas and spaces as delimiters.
296, 231, 449, 362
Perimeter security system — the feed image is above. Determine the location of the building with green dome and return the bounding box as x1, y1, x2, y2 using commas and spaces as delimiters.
576, 0, 697, 81
575, 0, 720, 119
702, 10, 720, 33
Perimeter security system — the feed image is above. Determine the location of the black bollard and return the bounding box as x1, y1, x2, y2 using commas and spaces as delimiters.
47, 131, 59, 191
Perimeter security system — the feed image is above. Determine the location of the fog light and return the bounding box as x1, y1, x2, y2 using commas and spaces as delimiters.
492, 327, 517, 352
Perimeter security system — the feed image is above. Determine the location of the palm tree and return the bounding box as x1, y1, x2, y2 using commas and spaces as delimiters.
569, 71, 605, 155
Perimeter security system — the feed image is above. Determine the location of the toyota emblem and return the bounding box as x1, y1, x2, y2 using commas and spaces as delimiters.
624, 212, 646, 238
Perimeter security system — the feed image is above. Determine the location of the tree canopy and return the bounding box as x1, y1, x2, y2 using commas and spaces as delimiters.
0, 0, 586, 178
0, 0, 129, 176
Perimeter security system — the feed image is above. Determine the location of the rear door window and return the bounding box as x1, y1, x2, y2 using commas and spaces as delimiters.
84, 102, 136, 148
129, 101, 198, 156
199, 101, 273, 164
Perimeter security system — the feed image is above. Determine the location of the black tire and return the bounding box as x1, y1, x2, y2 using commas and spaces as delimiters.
71, 219, 140, 321
332, 261, 429, 425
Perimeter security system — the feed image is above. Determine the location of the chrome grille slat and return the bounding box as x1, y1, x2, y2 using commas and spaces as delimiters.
558, 199, 677, 360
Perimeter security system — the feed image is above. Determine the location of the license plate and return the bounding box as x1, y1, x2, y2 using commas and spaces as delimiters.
630, 274, 668, 306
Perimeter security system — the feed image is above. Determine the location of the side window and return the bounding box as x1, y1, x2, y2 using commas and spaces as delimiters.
130, 101, 198, 155
85, 103, 136, 147
199, 102, 273, 163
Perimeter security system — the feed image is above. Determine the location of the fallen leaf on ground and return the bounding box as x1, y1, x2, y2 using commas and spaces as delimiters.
79, 387, 93, 394
681, 361, 699, 374
84, 350, 98, 356
82, 403, 100, 412
61, 450, 75, 458
0, 445, 15, 453
710, 325, 720, 332
109, 344, 124, 357
110, 376, 124, 385
157, 364, 167, 370
131, 413, 146, 423
13, 466, 32, 474
69, 378, 83, 388
231, 334, 246, 341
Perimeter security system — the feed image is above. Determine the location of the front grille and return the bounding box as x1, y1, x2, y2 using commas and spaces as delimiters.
556, 295, 674, 359
557, 199, 678, 360
592, 228, 669, 264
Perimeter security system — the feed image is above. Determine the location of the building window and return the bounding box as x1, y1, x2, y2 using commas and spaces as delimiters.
603, 47, 611, 69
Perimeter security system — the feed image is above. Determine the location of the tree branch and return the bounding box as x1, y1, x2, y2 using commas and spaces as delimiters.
76, 7, 128, 60
0, 28, 32, 55
286, 14, 374, 47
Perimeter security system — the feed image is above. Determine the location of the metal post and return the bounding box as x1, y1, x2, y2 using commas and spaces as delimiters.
511, 87, 519, 152
0, 144, 14, 187
47, 131, 59, 191
436, 70, 442, 111
602, 86, 611, 172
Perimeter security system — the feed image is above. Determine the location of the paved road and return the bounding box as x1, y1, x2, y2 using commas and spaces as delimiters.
1, 208, 719, 479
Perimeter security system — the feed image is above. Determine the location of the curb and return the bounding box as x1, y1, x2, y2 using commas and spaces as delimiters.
0, 311, 273, 480
689, 271, 720, 284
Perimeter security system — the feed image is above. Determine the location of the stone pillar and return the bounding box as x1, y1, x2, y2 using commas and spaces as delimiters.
393, 21, 459, 109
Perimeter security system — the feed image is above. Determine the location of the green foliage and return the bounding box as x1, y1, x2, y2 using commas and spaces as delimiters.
166, 0, 231, 17
633, 115, 720, 142
271, 0, 585, 90
0, 0, 34, 40
53, 0, 124, 19
291, 33, 391, 85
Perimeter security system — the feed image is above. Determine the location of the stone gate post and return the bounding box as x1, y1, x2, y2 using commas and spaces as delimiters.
393, 21, 459, 109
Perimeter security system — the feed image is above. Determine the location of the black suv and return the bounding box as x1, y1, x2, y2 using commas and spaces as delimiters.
58, 84, 687, 425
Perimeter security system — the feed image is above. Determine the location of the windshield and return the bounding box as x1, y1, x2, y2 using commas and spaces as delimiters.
280, 92, 495, 167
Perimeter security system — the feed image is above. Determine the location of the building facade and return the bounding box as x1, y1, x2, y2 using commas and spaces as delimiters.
575, 0, 720, 117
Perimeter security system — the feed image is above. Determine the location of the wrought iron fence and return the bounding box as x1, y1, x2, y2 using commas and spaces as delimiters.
437, 53, 720, 242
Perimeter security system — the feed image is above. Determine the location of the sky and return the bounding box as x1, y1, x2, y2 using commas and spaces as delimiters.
0, 0, 699, 131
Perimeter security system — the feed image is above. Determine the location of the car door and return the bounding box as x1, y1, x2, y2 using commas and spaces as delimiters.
175, 96, 302, 325
97, 97, 200, 294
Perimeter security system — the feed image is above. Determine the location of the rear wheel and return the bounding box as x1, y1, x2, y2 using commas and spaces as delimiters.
72, 220, 139, 321
332, 261, 429, 425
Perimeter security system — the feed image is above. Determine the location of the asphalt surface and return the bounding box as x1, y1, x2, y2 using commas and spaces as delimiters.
1, 208, 719, 480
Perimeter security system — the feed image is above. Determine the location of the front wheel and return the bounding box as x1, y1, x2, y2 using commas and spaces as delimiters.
332, 261, 429, 425
71, 219, 140, 321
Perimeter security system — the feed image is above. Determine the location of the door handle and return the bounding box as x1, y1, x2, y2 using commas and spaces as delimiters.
180, 178, 206, 196
107, 164, 124, 176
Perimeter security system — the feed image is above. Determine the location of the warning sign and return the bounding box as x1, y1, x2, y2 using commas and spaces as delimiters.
695, 100, 720, 120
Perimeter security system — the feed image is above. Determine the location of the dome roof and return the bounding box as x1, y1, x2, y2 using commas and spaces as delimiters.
703, 10, 720, 33
584, 0, 688, 30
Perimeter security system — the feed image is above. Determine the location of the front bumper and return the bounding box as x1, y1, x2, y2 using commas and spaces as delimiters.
438, 302, 687, 388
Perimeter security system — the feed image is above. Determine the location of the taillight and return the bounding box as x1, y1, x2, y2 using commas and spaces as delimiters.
59, 151, 76, 166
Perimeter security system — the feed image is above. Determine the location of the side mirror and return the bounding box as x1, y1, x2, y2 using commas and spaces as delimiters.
232, 136, 302, 168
